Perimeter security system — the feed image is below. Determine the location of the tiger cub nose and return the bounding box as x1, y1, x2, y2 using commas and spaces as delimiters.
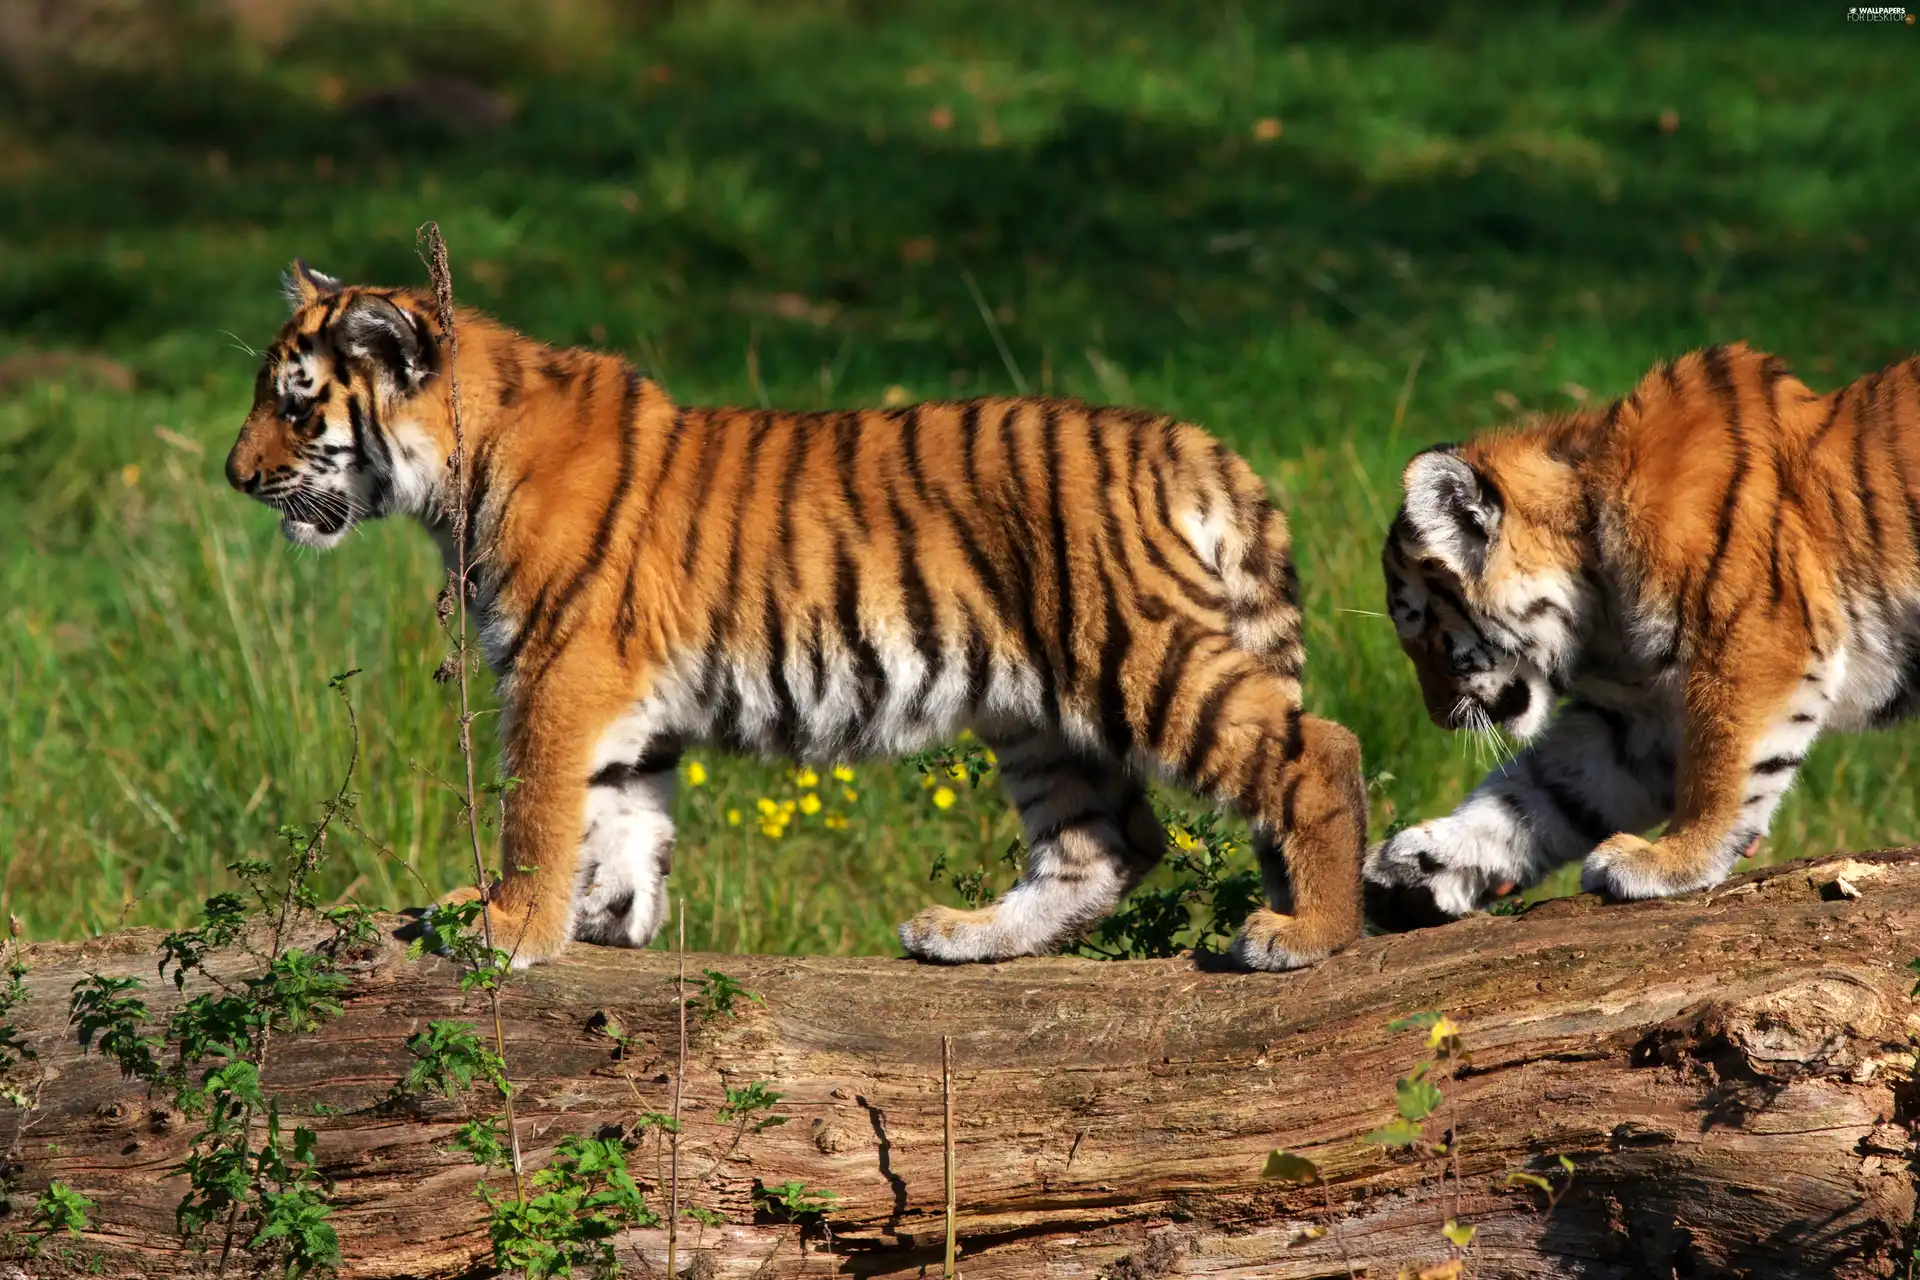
225, 449, 260, 493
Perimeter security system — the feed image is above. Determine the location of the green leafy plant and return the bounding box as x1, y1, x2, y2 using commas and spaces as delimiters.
904, 739, 997, 790
1504, 1154, 1577, 1215
928, 841, 1022, 910
406, 897, 511, 993
754, 1179, 839, 1221
716, 1082, 789, 1136
479, 1135, 658, 1280
687, 969, 762, 1022
1078, 803, 1263, 960
1260, 1149, 1352, 1271
69, 974, 163, 1083
393, 1020, 512, 1104
451, 1115, 513, 1168
59, 672, 373, 1277
26, 1179, 94, 1250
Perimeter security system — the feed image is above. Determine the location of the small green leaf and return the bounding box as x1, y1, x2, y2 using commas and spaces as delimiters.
1387, 1011, 1444, 1032
1362, 1118, 1423, 1147
1504, 1171, 1552, 1192
1395, 1075, 1443, 1122
1260, 1149, 1320, 1184
1558, 1154, 1576, 1173
1442, 1218, 1476, 1248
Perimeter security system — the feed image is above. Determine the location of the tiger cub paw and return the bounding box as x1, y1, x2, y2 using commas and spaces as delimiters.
1362, 823, 1505, 931
898, 904, 1006, 964
1580, 832, 1724, 901
1228, 908, 1346, 972
424, 881, 573, 968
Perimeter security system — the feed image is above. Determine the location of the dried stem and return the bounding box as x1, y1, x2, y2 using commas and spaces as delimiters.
1319, 1173, 1357, 1280
416, 220, 527, 1204
1448, 1064, 1464, 1228
943, 1034, 957, 1279
669, 900, 686, 1277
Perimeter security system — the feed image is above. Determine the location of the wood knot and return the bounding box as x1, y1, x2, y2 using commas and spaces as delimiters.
1610, 1121, 1677, 1148
811, 1118, 859, 1154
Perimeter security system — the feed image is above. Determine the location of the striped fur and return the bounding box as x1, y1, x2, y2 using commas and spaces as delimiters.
1364, 341, 1920, 927
225, 262, 1367, 969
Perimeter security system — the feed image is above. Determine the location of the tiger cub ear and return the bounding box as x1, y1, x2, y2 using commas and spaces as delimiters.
1399, 448, 1502, 578
282, 259, 343, 312
337, 293, 430, 391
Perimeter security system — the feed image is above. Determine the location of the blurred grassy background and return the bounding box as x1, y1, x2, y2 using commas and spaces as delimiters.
2, 0, 1916, 950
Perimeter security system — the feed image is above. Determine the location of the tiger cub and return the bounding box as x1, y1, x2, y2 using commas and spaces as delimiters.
1364, 341, 1920, 928
225, 261, 1367, 969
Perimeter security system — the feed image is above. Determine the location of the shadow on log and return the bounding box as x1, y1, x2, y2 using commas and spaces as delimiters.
2, 851, 1917, 1278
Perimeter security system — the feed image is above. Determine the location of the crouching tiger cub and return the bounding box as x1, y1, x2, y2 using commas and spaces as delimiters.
1364, 341, 1920, 928
224, 261, 1367, 969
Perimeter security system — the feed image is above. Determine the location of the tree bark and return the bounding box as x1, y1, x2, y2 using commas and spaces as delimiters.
3, 851, 1918, 1279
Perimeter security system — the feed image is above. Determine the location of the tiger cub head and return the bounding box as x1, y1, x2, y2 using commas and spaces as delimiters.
1383, 430, 1595, 742
225, 261, 442, 549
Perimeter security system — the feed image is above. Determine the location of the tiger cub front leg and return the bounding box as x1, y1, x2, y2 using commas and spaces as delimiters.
445, 675, 634, 967
1581, 656, 1817, 901
571, 747, 678, 951
1365, 701, 1673, 926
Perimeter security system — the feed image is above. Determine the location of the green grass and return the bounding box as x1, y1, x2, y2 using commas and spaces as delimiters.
3, 0, 1918, 949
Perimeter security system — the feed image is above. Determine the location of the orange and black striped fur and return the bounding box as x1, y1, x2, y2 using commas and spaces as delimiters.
226, 262, 1367, 968
1364, 341, 1920, 927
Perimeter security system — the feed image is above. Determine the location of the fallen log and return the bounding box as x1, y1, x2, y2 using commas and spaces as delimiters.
2, 850, 1917, 1279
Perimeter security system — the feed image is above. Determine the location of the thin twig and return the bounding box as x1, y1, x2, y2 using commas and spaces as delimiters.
943, 1034, 957, 1279
669, 899, 687, 1278
1318, 1172, 1358, 1280
417, 221, 527, 1204
1390, 347, 1426, 436
961, 271, 1028, 396
1448, 1057, 1464, 1232
218, 675, 362, 1276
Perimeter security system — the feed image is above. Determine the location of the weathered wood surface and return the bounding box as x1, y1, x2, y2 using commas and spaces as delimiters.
3, 850, 1918, 1279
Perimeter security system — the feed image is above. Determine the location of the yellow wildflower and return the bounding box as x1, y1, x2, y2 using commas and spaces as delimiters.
921, 773, 936, 790
842, 786, 859, 803
946, 762, 967, 781
726, 808, 742, 826
799, 793, 822, 816
684, 761, 708, 786
756, 797, 778, 817
793, 767, 820, 789
983, 749, 997, 768
1172, 828, 1200, 852
932, 786, 957, 810
759, 821, 785, 838
779, 799, 797, 816
831, 764, 855, 783
823, 813, 849, 830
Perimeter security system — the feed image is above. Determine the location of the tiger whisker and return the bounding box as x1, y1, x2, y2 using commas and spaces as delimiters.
218, 329, 261, 358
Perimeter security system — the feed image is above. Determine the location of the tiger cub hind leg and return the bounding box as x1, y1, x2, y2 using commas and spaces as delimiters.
1143, 649, 1367, 970
1218, 712, 1368, 971
897, 733, 1166, 963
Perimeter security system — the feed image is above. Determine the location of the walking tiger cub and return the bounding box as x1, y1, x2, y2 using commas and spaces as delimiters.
225, 261, 1367, 968
1365, 341, 1920, 928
